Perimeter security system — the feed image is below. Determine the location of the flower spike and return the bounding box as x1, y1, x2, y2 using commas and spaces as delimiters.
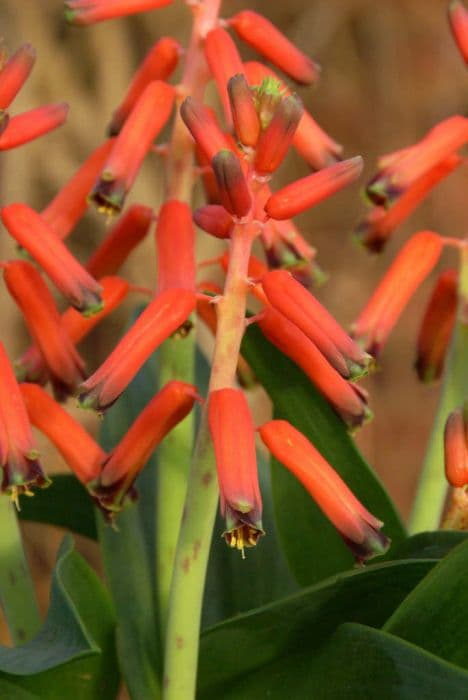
155, 200, 195, 293
3, 260, 86, 400
65, 0, 174, 25
208, 388, 263, 552
93, 381, 199, 515
20, 383, 104, 485
108, 37, 181, 135
90, 80, 175, 215
0, 43, 36, 110
259, 420, 389, 563
444, 407, 468, 488
265, 157, 363, 220
352, 231, 444, 356
415, 269, 458, 383
0, 342, 48, 505
78, 288, 196, 412
1, 203, 103, 315
0, 103, 68, 151
449, 1, 468, 64
229, 11, 320, 85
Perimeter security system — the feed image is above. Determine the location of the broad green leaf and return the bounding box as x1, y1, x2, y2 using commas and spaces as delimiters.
198, 557, 435, 694
203, 623, 468, 699
18, 475, 96, 540
241, 325, 405, 585
384, 538, 468, 669
0, 536, 118, 699
391, 530, 468, 560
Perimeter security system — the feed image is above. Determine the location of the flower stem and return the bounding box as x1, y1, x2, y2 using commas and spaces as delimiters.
0, 496, 40, 644
409, 243, 468, 533
162, 223, 258, 699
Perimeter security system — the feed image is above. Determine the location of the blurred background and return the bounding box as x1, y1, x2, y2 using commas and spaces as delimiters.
0, 0, 466, 652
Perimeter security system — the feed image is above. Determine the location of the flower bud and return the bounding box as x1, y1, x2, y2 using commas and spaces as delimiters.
180, 97, 232, 163
155, 200, 195, 293
65, 0, 174, 25
265, 157, 363, 220
259, 419, 389, 563
449, 1, 468, 64
212, 149, 251, 218
227, 74, 260, 148
0, 43, 36, 109
444, 407, 468, 488
229, 11, 320, 85
254, 94, 303, 175
193, 205, 234, 239
204, 28, 245, 125
0, 103, 68, 150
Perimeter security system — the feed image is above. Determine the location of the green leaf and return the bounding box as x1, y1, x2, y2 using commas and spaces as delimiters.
0, 535, 118, 700
205, 623, 468, 699
384, 538, 468, 669
0, 680, 40, 699
198, 557, 435, 695
241, 324, 405, 585
18, 475, 96, 540
391, 530, 468, 560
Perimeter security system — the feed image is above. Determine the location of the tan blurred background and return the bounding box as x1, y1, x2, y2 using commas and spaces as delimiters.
0, 0, 466, 654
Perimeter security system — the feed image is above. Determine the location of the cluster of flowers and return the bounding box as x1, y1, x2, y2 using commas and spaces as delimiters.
4, 0, 464, 561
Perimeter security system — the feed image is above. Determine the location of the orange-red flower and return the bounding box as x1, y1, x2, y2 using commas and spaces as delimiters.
78, 288, 196, 412
265, 157, 363, 220
1, 203, 103, 315
65, 0, 174, 25
258, 306, 370, 428
180, 97, 232, 163
193, 205, 234, 239
204, 28, 245, 125
0, 103, 68, 150
155, 200, 195, 293
108, 37, 181, 135
3, 260, 86, 399
211, 149, 251, 218
0, 342, 48, 504
352, 231, 444, 356
444, 407, 468, 488
93, 381, 199, 515
86, 204, 153, 278
254, 93, 303, 176
259, 419, 389, 562
90, 80, 175, 214
415, 269, 458, 383
229, 11, 320, 85
0, 43, 36, 110
208, 388, 263, 551
449, 1, 468, 64
262, 269, 372, 378
227, 74, 260, 148
20, 383, 104, 485
41, 140, 114, 239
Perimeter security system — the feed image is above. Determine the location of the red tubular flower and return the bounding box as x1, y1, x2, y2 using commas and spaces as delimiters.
0, 44, 36, 109
0, 342, 48, 504
227, 74, 260, 148
94, 381, 199, 515
1, 203, 103, 315
180, 97, 232, 163
65, 0, 174, 25
208, 388, 263, 551
259, 420, 389, 562
41, 140, 114, 239
367, 116, 468, 205
254, 94, 303, 176
449, 1, 468, 64
20, 383, 104, 485
108, 37, 181, 135
193, 205, 234, 239
0, 103, 68, 150
356, 155, 462, 253
265, 157, 363, 220
258, 307, 370, 428
229, 11, 320, 85
415, 269, 458, 383
212, 150, 251, 218
155, 200, 195, 293
90, 80, 175, 214
78, 288, 196, 412
3, 261, 86, 399
86, 204, 153, 278
204, 27, 245, 125
261, 217, 324, 288
352, 231, 444, 356
244, 61, 342, 170
17, 276, 130, 387
444, 407, 468, 488
262, 269, 372, 378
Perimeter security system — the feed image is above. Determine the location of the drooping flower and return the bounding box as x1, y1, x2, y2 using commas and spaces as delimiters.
259, 419, 389, 562
155, 200, 195, 293
65, 0, 175, 25
208, 388, 263, 552
0, 103, 68, 150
